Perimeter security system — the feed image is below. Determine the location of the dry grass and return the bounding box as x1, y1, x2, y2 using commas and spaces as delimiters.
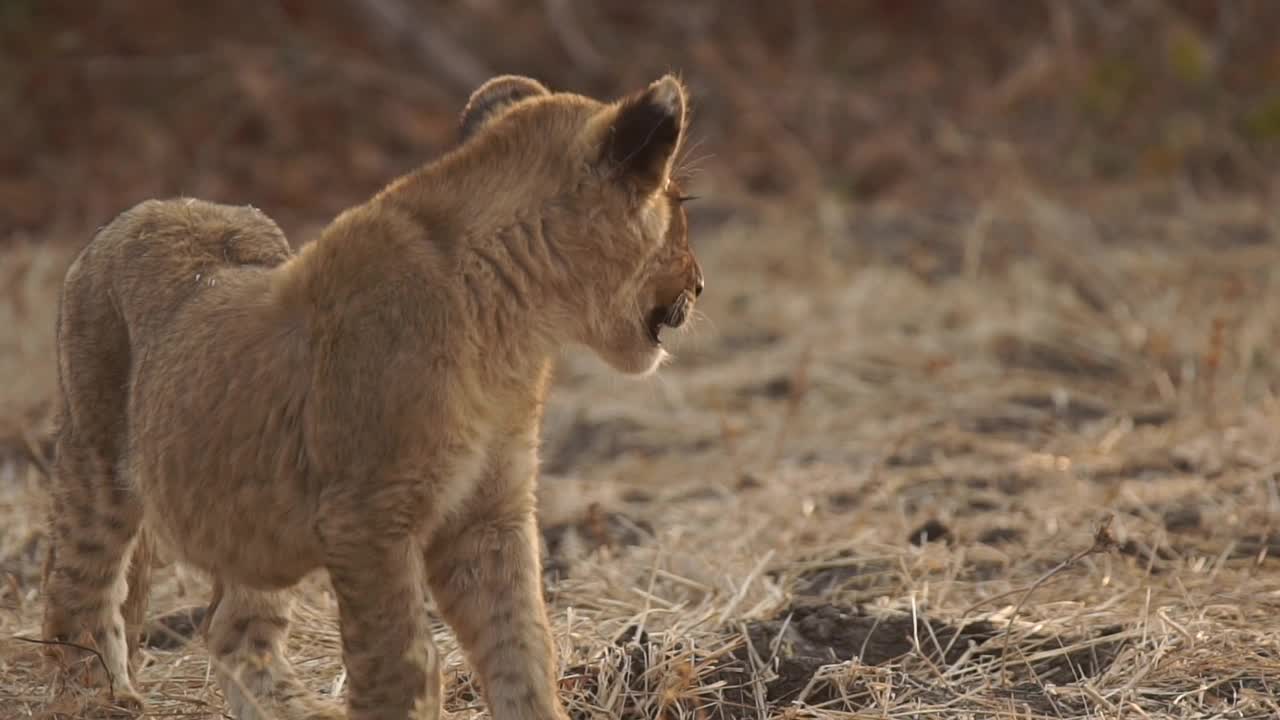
3, 180, 1280, 719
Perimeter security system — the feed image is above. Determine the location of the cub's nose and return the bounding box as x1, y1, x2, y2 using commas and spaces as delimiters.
694, 273, 704, 298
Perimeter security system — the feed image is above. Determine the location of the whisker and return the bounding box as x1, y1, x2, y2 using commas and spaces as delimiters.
672, 139, 714, 182
674, 153, 715, 183
687, 308, 719, 336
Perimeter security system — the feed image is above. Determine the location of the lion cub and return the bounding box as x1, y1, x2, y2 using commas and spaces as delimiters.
41, 74, 703, 720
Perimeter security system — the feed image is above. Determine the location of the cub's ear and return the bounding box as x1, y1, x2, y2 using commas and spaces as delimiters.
459, 75, 550, 141
600, 74, 688, 195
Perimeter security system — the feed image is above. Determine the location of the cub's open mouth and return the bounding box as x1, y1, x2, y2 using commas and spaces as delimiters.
645, 295, 691, 345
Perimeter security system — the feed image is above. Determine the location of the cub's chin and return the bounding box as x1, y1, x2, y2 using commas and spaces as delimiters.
591, 319, 670, 376
596, 337, 667, 376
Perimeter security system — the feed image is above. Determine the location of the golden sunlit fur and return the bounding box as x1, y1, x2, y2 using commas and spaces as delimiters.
40, 74, 703, 720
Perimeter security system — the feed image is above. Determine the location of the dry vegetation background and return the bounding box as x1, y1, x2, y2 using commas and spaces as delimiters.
4, 1, 1280, 718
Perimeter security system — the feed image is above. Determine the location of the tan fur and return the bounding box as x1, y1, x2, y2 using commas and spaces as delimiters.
40, 74, 703, 720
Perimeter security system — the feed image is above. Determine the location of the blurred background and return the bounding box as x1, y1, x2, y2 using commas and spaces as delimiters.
3, 0, 1279, 448
4, 2, 1280, 717
3, 0, 1278, 234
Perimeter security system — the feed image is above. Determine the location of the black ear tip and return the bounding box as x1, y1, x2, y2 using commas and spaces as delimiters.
599, 75, 690, 190
459, 75, 551, 140
606, 100, 678, 167
646, 75, 687, 120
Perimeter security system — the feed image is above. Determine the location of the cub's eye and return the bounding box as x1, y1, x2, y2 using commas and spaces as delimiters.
676, 195, 699, 204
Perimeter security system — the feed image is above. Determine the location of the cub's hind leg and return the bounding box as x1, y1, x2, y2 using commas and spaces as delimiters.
121, 527, 155, 672
40, 427, 145, 713
42, 236, 147, 713
204, 582, 343, 720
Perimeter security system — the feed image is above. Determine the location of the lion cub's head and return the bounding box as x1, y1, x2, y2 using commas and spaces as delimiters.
457, 74, 704, 376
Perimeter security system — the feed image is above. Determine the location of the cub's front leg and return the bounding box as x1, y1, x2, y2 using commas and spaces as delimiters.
322, 513, 442, 720
424, 445, 568, 720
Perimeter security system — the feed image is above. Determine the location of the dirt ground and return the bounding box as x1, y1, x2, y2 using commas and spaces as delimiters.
4, 3, 1280, 719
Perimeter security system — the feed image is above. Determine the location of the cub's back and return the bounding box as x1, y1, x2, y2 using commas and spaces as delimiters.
56, 199, 295, 431
68, 198, 293, 341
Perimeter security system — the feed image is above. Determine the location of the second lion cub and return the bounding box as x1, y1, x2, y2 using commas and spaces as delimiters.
41, 74, 703, 720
